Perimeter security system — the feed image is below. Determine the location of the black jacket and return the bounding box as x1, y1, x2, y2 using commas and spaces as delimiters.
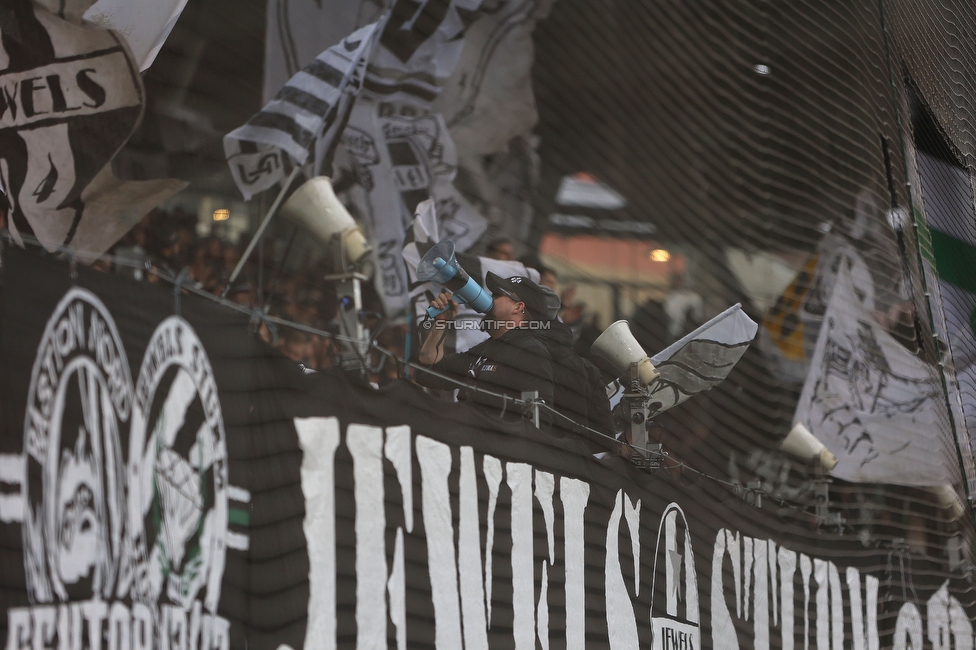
417, 327, 554, 427
544, 321, 617, 450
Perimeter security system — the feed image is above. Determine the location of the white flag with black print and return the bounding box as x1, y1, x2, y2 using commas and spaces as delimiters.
0, 0, 185, 256
224, 21, 382, 200
340, 0, 487, 314
794, 264, 953, 486
644, 304, 758, 416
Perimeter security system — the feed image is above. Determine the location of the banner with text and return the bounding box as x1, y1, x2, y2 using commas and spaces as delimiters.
1, 248, 973, 650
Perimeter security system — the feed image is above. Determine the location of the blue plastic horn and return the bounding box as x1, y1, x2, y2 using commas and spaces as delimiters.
416, 240, 494, 317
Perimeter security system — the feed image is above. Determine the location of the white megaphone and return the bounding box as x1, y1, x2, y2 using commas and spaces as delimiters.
280, 176, 371, 266
591, 320, 659, 386
932, 484, 966, 520
781, 423, 839, 471
416, 240, 493, 317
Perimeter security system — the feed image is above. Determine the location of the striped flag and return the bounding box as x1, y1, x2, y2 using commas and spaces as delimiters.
224, 21, 382, 200
363, 0, 482, 104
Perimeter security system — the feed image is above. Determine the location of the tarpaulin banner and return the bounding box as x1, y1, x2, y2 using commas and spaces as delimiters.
2, 248, 975, 649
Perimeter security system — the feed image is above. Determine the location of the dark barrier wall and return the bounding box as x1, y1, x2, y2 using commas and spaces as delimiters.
2, 248, 973, 649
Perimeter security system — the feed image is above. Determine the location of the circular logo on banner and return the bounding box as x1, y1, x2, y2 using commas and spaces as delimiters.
22, 288, 132, 604
127, 316, 228, 614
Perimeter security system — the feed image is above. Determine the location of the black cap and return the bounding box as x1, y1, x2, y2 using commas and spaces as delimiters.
485, 272, 561, 321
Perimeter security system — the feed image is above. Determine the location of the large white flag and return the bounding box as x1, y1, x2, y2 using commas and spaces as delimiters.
0, 1, 184, 256
260, 0, 489, 313
434, 0, 556, 156
340, 0, 487, 314
795, 264, 954, 486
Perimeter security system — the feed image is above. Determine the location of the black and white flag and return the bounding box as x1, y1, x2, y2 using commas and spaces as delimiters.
795, 265, 952, 486
645, 304, 758, 416
224, 21, 382, 200
339, 0, 488, 314
0, 0, 184, 256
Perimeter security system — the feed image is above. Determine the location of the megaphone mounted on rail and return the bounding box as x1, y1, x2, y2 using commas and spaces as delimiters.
280, 176, 372, 373
280, 176, 371, 268
591, 320, 659, 385
781, 423, 839, 471
416, 240, 493, 317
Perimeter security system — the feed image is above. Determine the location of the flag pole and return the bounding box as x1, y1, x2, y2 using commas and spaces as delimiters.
222, 166, 301, 298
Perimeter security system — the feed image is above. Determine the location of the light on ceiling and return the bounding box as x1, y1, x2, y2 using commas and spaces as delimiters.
213, 208, 230, 221
649, 249, 671, 262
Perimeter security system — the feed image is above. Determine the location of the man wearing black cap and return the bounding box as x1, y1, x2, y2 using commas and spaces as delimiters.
416, 272, 558, 429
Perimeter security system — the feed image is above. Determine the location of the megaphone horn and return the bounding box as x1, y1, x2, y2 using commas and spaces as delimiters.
417, 240, 493, 317
591, 320, 658, 385
781, 423, 839, 471
280, 176, 371, 264
932, 484, 966, 520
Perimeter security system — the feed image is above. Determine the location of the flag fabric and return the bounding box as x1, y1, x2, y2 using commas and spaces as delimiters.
337, 0, 488, 314
759, 254, 818, 376
0, 0, 156, 255
83, 0, 189, 70
794, 263, 954, 486
363, 0, 482, 101
257, 0, 490, 314
342, 102, 487, 312
640, 304, 759, 418
759, 232, 875, 384
224, 21, 382, 200
262, 1, 379, 104
70, 163, 186, 253
401, 198, 441, 268
430, 0, 555, 258
434, 0, 555, 157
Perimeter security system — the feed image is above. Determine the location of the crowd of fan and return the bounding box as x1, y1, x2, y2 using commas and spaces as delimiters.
0, 207, 596, 384
95, 215, 598, 384
95, 208, 361, 372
